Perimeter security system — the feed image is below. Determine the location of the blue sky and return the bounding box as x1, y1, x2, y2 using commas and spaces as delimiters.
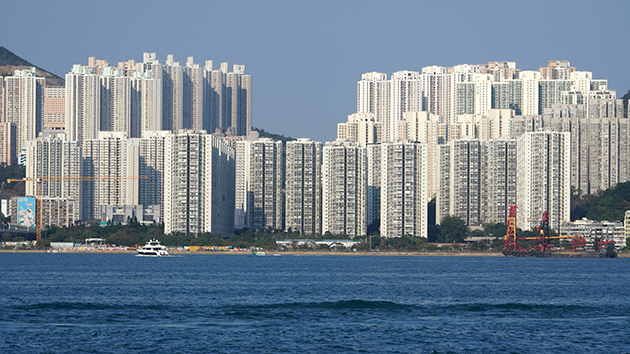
2, 0, 629, 142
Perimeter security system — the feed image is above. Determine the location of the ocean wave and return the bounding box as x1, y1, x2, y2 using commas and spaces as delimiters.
220, 300, 616, 318
15, 302, 170, 311
229, 299, 408, 311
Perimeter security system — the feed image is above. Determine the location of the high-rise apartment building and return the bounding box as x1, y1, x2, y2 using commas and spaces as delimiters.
152, 56, 252, 136
380, 141, 427, 238
482, 139, 517, 225
491, 79, 522, 114
43, 86, 65, 129
66, 65, 101, 143
285, 138, 322, 235
520, 71, 541, 116
516, 131, 571, 231
476, 109, 513, 140
437, 138, 517, 226
25, 131, 82, 219
337, 112, 381, 146
138, 131, 169, 209
515, 98, 629, 196
82, 132, 138, 220
100, 67, 132, 135
162, 55, 184, 132
480, 61, 520, 81
389, 71, 422, 142
421, 66, 452, 122
163, 130, 235, 235
322, 140, 367, 237
357, 72, 389, 130
473, 74, 493, 116
183, 57, 204, 130
437, 139, 483, 225
246, 138, 283, 230
539, 61, 575, 80
366, 144, 381, 229
402, 111, 441, 200
131, 70, 163, 135
3, 68, 44, 159
357, 71, 421, 143
0, 122, 17, 165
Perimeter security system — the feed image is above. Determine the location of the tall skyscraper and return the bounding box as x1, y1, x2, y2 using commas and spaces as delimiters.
322, 140, 367, 237
285, 138, 322, 235
516, 131, 571, 231
163, 130, 235, 235
380, 141, 427, 238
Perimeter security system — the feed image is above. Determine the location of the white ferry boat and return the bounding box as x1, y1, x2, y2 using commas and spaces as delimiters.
137, 239, 169, 257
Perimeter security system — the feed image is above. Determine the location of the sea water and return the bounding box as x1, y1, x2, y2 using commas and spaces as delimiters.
1, 253, 629, 353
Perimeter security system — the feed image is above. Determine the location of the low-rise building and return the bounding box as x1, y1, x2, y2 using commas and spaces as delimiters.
100, 204, 161, 225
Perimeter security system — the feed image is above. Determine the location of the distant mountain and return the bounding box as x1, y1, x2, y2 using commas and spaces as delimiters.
0, 46, 64, 86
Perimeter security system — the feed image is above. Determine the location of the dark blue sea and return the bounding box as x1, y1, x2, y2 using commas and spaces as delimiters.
1, 253, 629, 353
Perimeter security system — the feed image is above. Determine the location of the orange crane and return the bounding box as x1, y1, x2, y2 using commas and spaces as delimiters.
504, 206, 517, 251
7, 175, 147, 242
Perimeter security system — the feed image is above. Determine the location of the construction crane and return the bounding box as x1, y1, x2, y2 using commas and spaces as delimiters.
7, 175, 148, 242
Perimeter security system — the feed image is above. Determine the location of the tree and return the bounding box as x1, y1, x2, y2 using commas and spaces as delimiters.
438, 216, 468, 243
483, 223, 507, 239
427, 224, 440, 242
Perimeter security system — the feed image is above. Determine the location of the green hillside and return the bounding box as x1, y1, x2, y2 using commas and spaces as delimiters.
572, 181, 630, 222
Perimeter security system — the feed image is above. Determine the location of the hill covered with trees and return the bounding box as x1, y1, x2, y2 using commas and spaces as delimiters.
572, 181, 630, 222
252, 127, 295, 143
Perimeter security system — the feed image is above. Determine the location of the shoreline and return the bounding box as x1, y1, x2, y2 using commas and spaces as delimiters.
1, 249, 628, 257
0, 249, 501, 256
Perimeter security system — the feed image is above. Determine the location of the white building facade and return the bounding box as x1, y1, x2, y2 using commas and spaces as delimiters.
285, 138, 322, 235
322, 140, 367, 237
516, 131, 571, 231
380, 141, 427, 238
163, 130, 235, 235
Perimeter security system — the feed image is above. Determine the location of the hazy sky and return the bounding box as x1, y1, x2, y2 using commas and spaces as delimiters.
2, 0, 629, 142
